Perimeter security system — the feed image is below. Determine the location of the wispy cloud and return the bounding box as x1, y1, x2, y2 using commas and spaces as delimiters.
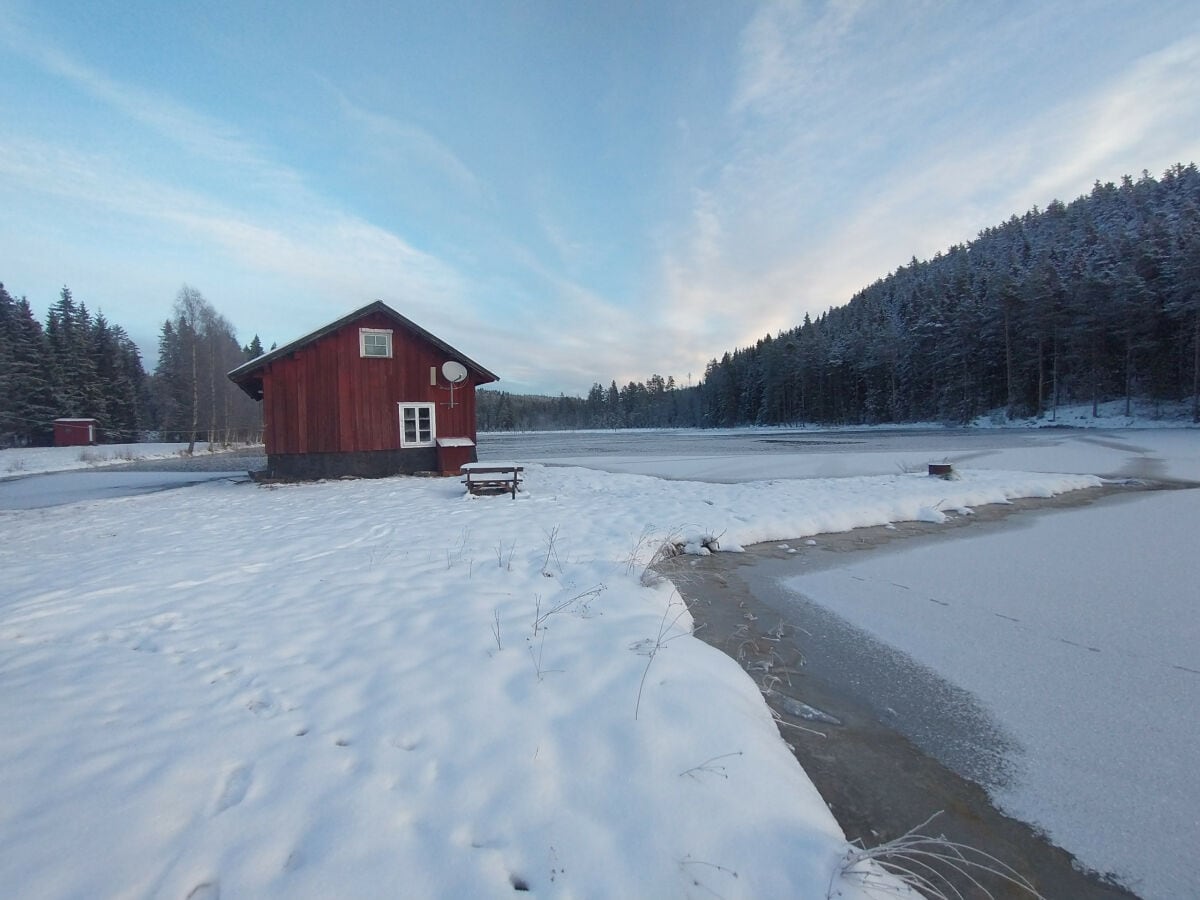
0, 135, 466, 322
537, 208, 595, 273
14, 151, 655, 394
0, 13, 486, 342
1020, 34, 1200, 207
328, 85, 486, 201
650, 1, 890, 361
815, 32, 1200, 290
657, 6, 1200, 378
733, 0, 869, 117
0, 12, 301, 193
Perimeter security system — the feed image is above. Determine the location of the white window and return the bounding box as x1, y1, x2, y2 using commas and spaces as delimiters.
360, 328, 393, 358
399, 403, 436, 448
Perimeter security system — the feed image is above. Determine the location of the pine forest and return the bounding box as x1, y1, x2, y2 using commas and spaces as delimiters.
0, 284, 262, 448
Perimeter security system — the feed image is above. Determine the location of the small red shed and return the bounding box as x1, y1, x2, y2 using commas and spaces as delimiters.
227, 301, 498, 480
53, 418, 98, 447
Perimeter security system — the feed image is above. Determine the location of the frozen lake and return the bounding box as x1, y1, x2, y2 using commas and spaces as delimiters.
0, 470, 249, 510
781, 487, 1199, 900
479, 425, 1199, 484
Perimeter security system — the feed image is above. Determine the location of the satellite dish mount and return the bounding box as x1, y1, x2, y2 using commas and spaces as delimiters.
440, 360, 469, 408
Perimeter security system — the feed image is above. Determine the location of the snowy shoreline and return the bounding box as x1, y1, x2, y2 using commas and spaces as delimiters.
673, 483, 1160, 900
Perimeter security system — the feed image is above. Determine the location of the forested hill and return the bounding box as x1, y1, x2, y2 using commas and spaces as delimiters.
480, 163, 1200, 431
702, 163, 1200, 427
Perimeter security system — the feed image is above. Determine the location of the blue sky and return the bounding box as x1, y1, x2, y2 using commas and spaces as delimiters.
2, 1, 1199, 396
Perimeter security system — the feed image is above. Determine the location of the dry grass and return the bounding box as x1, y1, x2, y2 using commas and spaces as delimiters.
831, 812, 1045, 900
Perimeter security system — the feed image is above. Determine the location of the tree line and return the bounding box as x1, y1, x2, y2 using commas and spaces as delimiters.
154, 286, 263, 450
7, 163, 1198, 445
477, 375, 703, 432
481, 162, 1200, 430
0, 283, 263, 448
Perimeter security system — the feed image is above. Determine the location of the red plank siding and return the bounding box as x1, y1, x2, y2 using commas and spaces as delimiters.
258, 312, 482, 456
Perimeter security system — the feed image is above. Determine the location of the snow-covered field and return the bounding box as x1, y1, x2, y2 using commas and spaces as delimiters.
0, 437, 1114, 899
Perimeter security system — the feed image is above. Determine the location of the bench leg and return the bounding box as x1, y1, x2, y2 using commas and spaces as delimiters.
464, 479, 518, 497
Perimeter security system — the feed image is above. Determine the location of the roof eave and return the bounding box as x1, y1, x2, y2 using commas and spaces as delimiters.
226, 300, 500, 389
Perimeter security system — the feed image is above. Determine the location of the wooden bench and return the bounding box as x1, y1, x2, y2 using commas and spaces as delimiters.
461, 463, 524, 499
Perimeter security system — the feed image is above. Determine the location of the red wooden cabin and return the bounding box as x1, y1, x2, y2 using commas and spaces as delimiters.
53, 418, 98, 446
227, 301, 498, 479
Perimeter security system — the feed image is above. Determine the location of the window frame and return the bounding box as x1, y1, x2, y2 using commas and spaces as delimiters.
359, 328, 393, 358
398, 402, 436, 448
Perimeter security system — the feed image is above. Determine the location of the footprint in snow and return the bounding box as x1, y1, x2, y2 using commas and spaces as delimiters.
208, 666, 242, 685
214, 764, 253, 815
186, 881, 219, 900
246, 696, 279, 718
147, 612, 182, 630
421, 760, 439, 785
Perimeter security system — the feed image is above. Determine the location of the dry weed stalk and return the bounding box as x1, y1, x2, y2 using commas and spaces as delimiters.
830, 811, 1045, 900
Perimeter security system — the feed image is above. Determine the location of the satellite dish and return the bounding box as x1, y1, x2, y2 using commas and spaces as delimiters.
442, 361, 468, 384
